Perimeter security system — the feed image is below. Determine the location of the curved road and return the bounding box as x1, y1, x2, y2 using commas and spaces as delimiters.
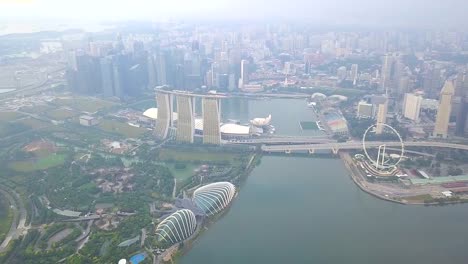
0, 185, 27, 252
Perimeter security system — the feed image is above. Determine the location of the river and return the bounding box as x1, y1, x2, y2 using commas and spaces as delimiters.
181, 98, 468, 264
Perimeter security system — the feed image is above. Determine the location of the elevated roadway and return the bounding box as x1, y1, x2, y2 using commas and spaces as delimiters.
228, 136, 333, 145
261, 141, 468, 154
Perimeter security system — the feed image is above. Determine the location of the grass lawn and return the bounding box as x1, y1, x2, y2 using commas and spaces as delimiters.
46, 109, 77, 120
300, 121, 319, 130
55, 98, 116, 113
20, 105, 54, 114
168, 163, 198, 182
16, 118, 49, 129
98, 120, 147, 138
129, 99, 156, 111
9, 153, 67, 172
0, 111, 23, 122
159, 148, 238, 163
0, 195, 13, 243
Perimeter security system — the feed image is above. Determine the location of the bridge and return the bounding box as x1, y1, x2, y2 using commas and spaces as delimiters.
227, 136, 334, 145
261, 141, 468, 154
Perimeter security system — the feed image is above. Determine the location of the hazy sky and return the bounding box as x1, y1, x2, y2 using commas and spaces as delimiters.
1, 0, 468, 28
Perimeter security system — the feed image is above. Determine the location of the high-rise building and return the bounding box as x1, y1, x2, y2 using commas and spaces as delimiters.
350, 64, 358, 85
100, 56, 114, 97
433, 81, 455, 138
147, 54, 158, 89
155, 52, 167, 85
202, 98, 221, 145
375, 97, 388, 134
423, 63, 443, 98
454, 73, 468, 136
176, 95, 195, 143
402, 93, 423, 122
155, 93, 173, 140
380, 54, 392, 93
357, 101, 373, 118
239, 59, 249, 88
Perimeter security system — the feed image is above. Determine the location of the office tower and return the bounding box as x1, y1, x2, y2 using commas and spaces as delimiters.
100, 56, 114, 97
402, 93, 423, 122
211, 62, 219, 88
240, 59, 249, 84
217, 74, 229, 91
176, 95, 195, 143
337, 66, 347, 81
112, 62, 124, 98
155, 93, 173, 139
112, 54, 130, 98
423, 63, 442, 98
147, 54, 158, 89
350, 64, 358, 85
454, 73, 468, 136
202, 98, 221, 145
228, 74, 236, 91
357, 101, 373, 118
380, 54, 392, 93
433, 81, 455, 138
67, 52, 101, 95
155, 52, 167, 85
375, 97, 388, 134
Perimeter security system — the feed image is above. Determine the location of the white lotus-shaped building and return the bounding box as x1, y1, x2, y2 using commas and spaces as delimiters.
193, 182, 236, 216
250, 115, 272, 127
155, 209, 197, 246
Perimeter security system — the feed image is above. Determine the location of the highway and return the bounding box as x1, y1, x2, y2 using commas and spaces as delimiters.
0, 185, 28, 253
228, 135, 333, 144
261, 141, 468, 152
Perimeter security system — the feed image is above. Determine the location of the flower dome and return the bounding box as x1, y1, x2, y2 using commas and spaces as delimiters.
155, 209, 197, 246
193, 182, 236, 216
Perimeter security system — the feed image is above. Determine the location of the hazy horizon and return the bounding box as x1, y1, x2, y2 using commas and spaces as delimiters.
1, 0, 468, 29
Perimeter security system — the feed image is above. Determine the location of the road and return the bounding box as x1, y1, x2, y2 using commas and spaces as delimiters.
228, 136, 333, 145
0, 185, 28, 253
261, 141, 468, 152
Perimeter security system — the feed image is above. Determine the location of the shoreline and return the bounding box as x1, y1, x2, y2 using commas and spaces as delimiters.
339, 152, 406, 205
171, 153, 260, 263
339, 152, 468, 206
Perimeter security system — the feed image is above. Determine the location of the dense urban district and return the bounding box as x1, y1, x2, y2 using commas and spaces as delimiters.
1, 22, 468, 263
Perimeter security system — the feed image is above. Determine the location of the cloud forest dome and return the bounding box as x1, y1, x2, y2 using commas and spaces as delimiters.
155, 209, 197, 246
193, 182, 236, 216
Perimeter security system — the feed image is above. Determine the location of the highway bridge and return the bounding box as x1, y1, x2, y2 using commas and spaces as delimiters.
228, 136, 334, 145
261, 141, 468, 154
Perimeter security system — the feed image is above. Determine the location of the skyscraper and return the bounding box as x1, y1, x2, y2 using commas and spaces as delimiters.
402, 93, 423, 122
454, 73, 468, 136
357, 101, 373, 118
202, 98, 221, 145
350, 64, 358, 85
100, 56, 115, 97
433, 81, 455, 138
155, 93, 173, 140
241, 59, 249, 84
375, 97, 388, 134
176, 95, 195, 143
380, 54, 392, 93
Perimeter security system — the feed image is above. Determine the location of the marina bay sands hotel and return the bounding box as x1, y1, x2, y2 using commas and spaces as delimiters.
154, 88, 226, 145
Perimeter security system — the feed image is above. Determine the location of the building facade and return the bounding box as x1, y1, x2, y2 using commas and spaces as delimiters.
433, 81, 455, 138
403, 93, 423, 122
202, 98, 221, 145
375, 98, 388, 134
176, 95, 195, 143
155, 93, 173, 140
